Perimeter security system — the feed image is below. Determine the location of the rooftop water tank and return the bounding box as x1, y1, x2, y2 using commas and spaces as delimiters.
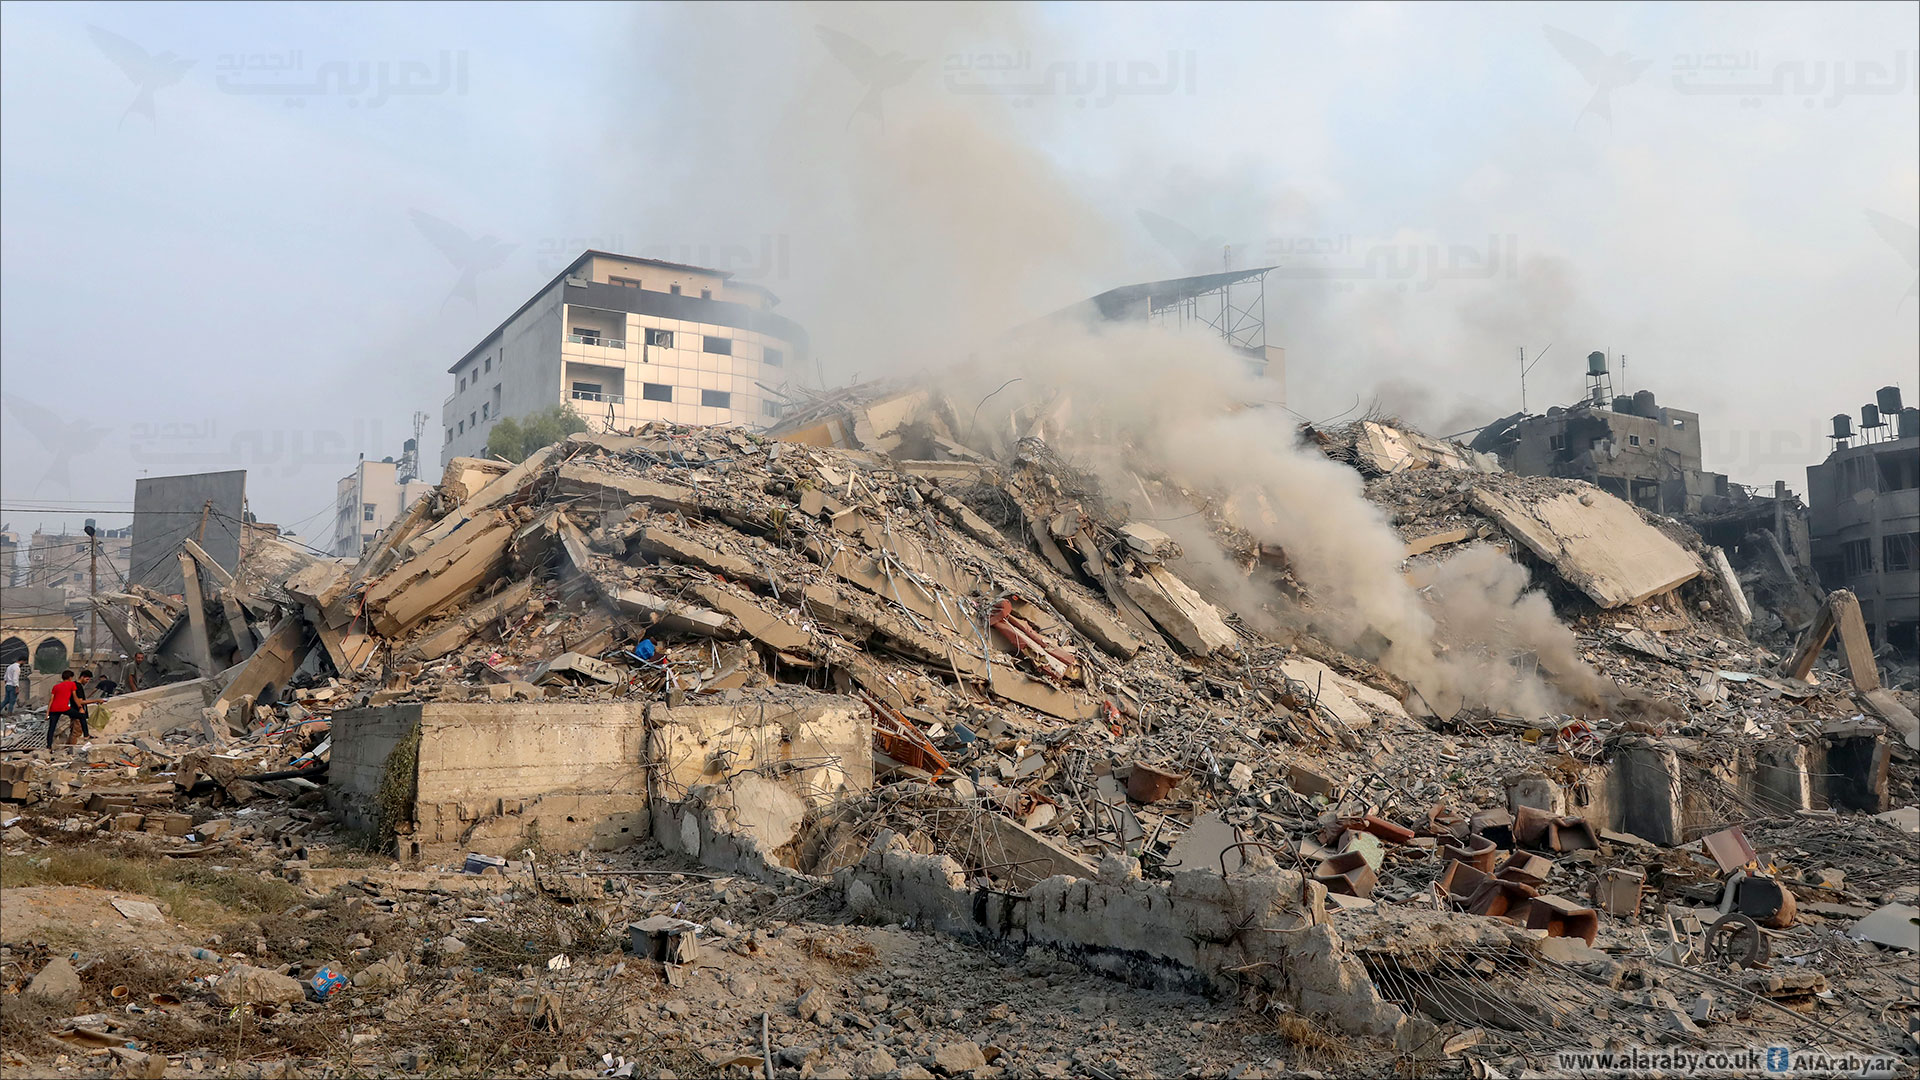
1831, 413, 1854, 439
1900, 407, 1919, 438
1587, 351, 1607, 376
1862, 403, 1883, 429
1876, 386, 1903, 415
1632, 389, 1658, 418
1612, 395, 1634, 414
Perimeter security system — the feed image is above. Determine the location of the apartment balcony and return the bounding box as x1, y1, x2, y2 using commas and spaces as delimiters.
566, 333, 628, 350
569, 387, 626, 405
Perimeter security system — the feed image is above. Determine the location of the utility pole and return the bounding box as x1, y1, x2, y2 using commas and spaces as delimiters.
84, 521, 98, 660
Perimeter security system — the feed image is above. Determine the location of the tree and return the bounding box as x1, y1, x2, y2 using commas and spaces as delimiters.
486, 405, 588, 463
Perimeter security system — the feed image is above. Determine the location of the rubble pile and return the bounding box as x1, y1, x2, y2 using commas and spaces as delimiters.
3, 404, 1915, 1076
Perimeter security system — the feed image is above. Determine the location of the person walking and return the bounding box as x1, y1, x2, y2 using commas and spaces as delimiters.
2, 659, 18, 713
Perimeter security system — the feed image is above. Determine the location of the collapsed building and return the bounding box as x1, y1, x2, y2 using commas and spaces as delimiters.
6, 358, 1915, 1073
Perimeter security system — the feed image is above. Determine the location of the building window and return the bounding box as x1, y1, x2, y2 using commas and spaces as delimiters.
762, 399, 783, 418
646, 328, 673, 348
1842, 538, 1874, 577
363, 503, 376, 521
700, 288, 712, 300
703, 335, 732, 355
610, 276, 641, 289
483, 357, 491, 372
570, 382, 603, 401
1885, 533, 1919, 573
1672, 418, 1685, 429
1628, 434, 1641, 447
458, 420, 465, 434
701, 389, 731, 409
643, 383, 673, 403
470, 412, 477, 429
445, 428, 453, 444
1547, 433, 1565, 451
670, 284, 682, 296
763, 347, 783, 367
459, 376, 467, 392
572, 327, 601, 344
482, 403, 490, 419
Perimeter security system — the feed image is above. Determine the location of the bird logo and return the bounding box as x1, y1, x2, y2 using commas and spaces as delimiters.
1865, 209, 1918, 310
816, 26, 920, 130
1, 393, 114, 495
1137, 210, 1245, 275
87, 26, 194, 130
1543, 25, 1650, 128
410, 210, 517, 309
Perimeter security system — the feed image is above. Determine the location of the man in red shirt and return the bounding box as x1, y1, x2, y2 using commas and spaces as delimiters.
45, 670, 98, 748
46, 670, 79, 749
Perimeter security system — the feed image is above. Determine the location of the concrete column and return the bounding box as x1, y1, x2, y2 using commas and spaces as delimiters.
176, 551, 214, 676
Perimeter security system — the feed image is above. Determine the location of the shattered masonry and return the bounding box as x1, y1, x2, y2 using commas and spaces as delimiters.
2, 385, 1916, 1075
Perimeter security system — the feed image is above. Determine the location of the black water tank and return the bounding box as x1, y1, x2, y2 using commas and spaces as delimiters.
1832, 413, 1854, 439
1901, 407, 1919, 438
1587, 351, 1607, 376
1612, 395, 1634, 414
1862, 404, 1883, 429
1632, 389, 1657, 418
1877, 386, 1903, 415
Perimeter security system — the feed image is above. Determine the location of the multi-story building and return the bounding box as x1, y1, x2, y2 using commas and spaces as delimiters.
21, 525, 132, 654
439, 251, 807, 466
1806, 388, 1920, 652
1475, 354, 1729, 516
0, 527, 21, 587
331, 457, 435, 558
26, 526, 132, 599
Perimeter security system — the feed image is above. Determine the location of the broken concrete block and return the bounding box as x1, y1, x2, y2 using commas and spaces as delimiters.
1119, 563, 1236, 656
1468, 486, 1701, 608
27, 956, 80, 1008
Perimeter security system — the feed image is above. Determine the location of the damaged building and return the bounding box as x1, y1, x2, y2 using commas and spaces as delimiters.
1474, 351, 1730, 515
1808, 387, 1920, 653
439, 250, 808, 465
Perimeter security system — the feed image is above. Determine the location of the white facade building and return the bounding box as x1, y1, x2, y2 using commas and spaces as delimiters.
331, 459, 434, 558
440, 251, 807, 466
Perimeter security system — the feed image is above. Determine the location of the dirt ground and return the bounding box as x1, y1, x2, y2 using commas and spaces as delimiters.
0, 839, 1340, 1080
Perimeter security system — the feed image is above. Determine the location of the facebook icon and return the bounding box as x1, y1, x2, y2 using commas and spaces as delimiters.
1766, 1046, 1791, 1072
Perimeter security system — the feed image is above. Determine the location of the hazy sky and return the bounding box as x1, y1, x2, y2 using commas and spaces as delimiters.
2, 1, 1915, 545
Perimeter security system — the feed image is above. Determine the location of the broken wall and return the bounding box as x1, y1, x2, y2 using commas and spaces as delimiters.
329, 701, 651, 859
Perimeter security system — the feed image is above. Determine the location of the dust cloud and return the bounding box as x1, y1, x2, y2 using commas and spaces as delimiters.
611, 3, 1614, 717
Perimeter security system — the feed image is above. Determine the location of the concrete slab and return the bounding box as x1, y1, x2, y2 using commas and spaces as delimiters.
648, 696, 873, 808
1468, 487, 1701, 608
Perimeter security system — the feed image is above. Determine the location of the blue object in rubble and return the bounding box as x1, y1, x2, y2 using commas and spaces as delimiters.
632, 640, 656, 662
